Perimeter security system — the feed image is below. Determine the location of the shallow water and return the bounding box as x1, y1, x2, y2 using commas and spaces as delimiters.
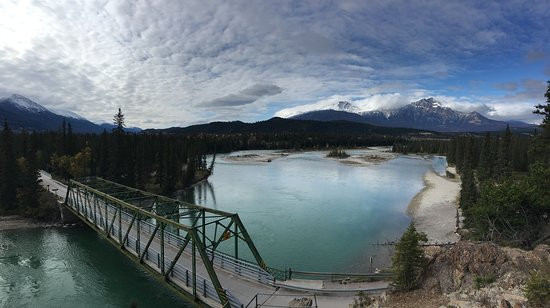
180, 149, 446, 272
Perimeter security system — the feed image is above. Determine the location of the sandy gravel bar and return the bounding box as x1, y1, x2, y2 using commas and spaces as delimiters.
408, 167, 461, 243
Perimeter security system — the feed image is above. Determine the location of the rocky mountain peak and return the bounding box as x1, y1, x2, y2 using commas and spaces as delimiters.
337, 101, 352, 109
411, 97, 443, 109
336, 101, 359, 113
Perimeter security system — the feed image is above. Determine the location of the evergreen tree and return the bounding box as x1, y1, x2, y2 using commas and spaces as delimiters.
0, 121, 18, 212
110, 108, 126, 182
530, 80, 550, 166
60, 118, 67, 155
391, 223, 428, 291
67, 122, 74, 155
533, 80, 550, 127
16, 156, 40, 212
113, 108, 125, 133
455, 137, 464, 172
161, 143, 176, 194
98, 130, 109, 176
459, 166, 478, 210
495, 125, 512, 178
478, 133, 493, 181
134, 136, 146, 190
447, 138, 456, 164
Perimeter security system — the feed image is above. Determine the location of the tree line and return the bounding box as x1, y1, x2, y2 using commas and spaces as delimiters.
0, 120, 59, 219
0, 109, 214, 218
393, 81, 550, 248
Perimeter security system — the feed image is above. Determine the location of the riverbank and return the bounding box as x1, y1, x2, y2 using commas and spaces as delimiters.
0, 215, 64, 231
223, 152, 290, 163
408, 166, 461, 243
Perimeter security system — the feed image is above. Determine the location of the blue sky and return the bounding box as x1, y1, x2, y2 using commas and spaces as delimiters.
0, 0, 548, 127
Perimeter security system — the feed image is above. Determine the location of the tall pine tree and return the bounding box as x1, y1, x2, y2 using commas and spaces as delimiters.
391, 223, 428, 290
478, 132, 494, 181
530, 80, 550, 166
495, 125, 512, 178
0, 121, 18, 212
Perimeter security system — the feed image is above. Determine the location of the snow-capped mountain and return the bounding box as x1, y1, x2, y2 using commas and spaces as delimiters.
49, 107, 87, 120
276, 100, 360, 118
0, 94, 104, 133
291, 98, 535, 132
4, 94, 50, 113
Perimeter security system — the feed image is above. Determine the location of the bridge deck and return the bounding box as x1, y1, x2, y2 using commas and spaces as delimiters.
40, 172, 389, 308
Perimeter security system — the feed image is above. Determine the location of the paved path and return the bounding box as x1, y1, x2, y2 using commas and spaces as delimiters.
39, 171, 389, 308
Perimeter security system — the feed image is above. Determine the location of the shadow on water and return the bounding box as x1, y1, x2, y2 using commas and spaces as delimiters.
178, 180, 217, 210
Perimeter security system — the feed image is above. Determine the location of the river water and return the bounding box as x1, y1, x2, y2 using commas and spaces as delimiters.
0, 227, 191, 308
180, 149, 446, 272
0, 149, 445, 307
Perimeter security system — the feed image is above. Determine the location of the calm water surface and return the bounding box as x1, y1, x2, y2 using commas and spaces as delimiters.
0, 227, 191, 308
182, 149, 446, 272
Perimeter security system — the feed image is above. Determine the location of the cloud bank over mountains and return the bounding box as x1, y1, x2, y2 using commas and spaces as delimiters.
0, 0, 549, 127
276, 78, 548, 124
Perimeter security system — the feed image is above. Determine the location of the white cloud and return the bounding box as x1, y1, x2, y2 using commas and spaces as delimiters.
204, 84, 283, 107
0, 0, 548, 127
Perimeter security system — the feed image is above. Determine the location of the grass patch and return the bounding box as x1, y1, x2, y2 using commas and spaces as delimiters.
524, 271, 550, 307
474, 275, 496, 289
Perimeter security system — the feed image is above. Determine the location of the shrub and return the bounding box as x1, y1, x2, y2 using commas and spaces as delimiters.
524, 271, 550, 307
352, 291, 372, 307
474, 275, 496, 289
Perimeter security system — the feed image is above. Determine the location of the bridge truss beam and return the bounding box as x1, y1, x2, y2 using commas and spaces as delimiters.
65, 176, 269, 308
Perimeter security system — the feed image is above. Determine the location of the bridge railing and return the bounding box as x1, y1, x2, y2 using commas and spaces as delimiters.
111, 204, 275, 285
91, 198, 391, 286
285, 270, 394, 281
66, 190, 243, 308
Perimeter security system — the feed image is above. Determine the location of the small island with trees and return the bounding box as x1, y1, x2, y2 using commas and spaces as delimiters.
326, 148, 350, 158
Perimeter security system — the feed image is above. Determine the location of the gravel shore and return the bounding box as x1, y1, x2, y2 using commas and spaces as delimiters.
0, 215, 67, 231
408, 167, 461, 243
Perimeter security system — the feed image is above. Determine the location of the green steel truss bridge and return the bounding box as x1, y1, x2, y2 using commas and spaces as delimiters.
40, 172, 391, 308
64, 176, 277, 307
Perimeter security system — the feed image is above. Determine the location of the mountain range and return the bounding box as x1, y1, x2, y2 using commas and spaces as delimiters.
0, 94, 538, 134
0, 94, 141, 133
290, 98, 535, 132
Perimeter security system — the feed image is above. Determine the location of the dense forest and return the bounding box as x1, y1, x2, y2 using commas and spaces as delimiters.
393, 81, 550, 248
0, 109, 215, 218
